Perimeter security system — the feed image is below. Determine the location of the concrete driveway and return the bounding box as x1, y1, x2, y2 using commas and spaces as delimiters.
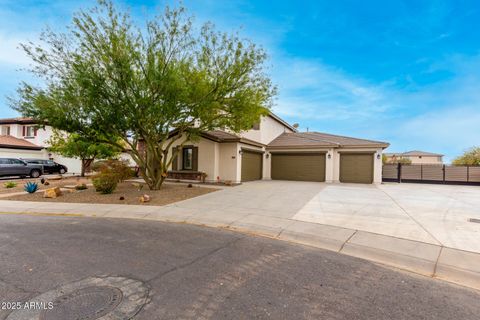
168, 180, 480, 254
293, 183, 480, 253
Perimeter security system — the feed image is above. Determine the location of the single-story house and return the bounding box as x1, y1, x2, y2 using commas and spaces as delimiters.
168, 113, 389, 184
384, 150, 443, 164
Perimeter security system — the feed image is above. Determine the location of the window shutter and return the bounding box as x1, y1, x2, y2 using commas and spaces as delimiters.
192, 147, 198, 171
172, 146, 179, 171
22, 126, 25, 136
34, 127, 38, 137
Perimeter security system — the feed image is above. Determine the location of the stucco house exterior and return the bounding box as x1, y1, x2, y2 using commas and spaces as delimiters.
168, 113, 389, 184
384, 150, 443, 165
0, 117, 83, 173
1, 113, 389, 183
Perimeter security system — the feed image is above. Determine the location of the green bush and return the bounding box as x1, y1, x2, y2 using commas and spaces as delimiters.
92, 173, 118, 194
75, 183, 88, 190
4, 181, 17, 188
92, 159, 134, 182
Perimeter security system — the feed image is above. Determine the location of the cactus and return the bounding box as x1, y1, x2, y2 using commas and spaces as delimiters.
24, 182, 39, 194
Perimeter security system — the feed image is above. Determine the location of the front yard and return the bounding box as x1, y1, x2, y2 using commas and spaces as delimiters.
3, 181, 218, 206
0, 176, 90, 195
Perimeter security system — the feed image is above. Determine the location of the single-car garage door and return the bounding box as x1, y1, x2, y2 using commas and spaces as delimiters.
241, 150, 263, 182
340, 153, 373, 183
271, 153, 325, 182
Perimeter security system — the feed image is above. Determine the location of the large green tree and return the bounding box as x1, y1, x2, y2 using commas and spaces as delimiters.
11, 1, 275, 189
48, 131, 121, 177
452, 147, 480, 166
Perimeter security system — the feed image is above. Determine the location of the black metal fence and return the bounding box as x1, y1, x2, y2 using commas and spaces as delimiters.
383, 164, 480, 185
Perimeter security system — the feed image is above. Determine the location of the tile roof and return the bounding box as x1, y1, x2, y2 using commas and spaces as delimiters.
0, 135, 43, 150
203, 130, 239, 141
268, 132, 389, 149
391, 150, 444, 157
0, 117, 37, 125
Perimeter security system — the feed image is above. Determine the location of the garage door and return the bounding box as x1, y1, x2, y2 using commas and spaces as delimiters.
241, 150, 263, 182
340, 153, 373, 183
271, 153, 325, 182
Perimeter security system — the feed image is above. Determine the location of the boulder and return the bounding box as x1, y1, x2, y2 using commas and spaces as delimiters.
139, 194, 151, 203
43, 187, 62, 198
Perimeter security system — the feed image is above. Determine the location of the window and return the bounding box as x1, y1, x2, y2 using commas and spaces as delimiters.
10, 159, 25, 165
1, 126, 10, 135
25, 126, 36, 137
182, 147, 193, 170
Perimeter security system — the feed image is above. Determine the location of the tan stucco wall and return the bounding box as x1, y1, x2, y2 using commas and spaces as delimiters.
385, 155, 443, 164
169, 136, 220, 182
219, 142, 240, 183
240, 115, 293, 145
405, 155, 443, 164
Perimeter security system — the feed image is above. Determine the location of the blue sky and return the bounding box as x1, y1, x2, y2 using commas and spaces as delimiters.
1, 0, 479, 161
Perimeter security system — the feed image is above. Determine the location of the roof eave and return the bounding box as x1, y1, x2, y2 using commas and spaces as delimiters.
0, 144, 44, 150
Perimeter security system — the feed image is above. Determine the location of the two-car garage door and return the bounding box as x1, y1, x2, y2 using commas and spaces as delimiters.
270, 152, 373, 183
271, 153, 326, 182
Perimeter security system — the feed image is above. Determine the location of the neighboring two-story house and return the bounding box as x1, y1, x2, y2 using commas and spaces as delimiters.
168, 112, 389, 184
384, 150, 444, 165
0, 117, 83, 173
0, 113, 389, 183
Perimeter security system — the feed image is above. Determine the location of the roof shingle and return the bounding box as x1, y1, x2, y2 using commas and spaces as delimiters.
268, 132, 389, 149
0, 135, 43, 150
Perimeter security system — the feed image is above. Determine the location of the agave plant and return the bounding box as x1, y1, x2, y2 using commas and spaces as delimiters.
24, 182, 39, 194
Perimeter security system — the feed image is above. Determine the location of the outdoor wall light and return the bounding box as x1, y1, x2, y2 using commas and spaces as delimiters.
265, 153, 270, 159
327, 153, 331, 159
239, 150, 243, 155
377, 154, 381, 160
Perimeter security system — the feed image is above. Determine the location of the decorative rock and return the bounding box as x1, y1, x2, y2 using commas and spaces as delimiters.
119, 196, 125, 200
139, 194, 150, 203
44, 181, 50, 186
43, 187, 62, 198
187, 183, 193, 188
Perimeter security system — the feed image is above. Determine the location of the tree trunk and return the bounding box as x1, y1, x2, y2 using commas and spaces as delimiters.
81, 158, 94, 177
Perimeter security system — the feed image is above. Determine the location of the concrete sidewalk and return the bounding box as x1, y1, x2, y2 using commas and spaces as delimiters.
1, 195, 479, 292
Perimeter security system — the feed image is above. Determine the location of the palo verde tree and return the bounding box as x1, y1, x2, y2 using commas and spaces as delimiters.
452, 147, 480, 166
11, 0, 275, 189
47, 131, 121, 177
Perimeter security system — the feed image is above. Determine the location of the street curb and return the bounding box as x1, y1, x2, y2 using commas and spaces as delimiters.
1, 206, 480, 292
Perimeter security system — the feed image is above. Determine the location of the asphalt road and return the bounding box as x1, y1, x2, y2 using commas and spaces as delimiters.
0, 214, 479, 320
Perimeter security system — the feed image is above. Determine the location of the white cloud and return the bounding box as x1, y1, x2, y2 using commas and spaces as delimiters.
271, 56, 396, 121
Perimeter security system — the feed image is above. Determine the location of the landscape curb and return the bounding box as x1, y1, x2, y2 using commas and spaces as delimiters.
0, 202, 479, 292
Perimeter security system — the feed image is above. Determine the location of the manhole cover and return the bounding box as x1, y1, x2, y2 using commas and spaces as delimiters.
469, 218, 480, 223
39, 286, 123, 320
7, 276, 149, 320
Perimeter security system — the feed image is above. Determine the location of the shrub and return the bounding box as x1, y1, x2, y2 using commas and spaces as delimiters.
92, 159, 134, 183
92, 173, 118, 194
4, 181, 17, 188
24, 182, 39, 193
75, 183, 88, 190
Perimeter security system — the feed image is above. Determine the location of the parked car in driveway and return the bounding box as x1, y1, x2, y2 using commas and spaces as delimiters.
23, 159, 68, 174
0, 158, 44, 178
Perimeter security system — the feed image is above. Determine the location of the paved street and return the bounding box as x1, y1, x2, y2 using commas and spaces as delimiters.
1, 214, 480, 320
